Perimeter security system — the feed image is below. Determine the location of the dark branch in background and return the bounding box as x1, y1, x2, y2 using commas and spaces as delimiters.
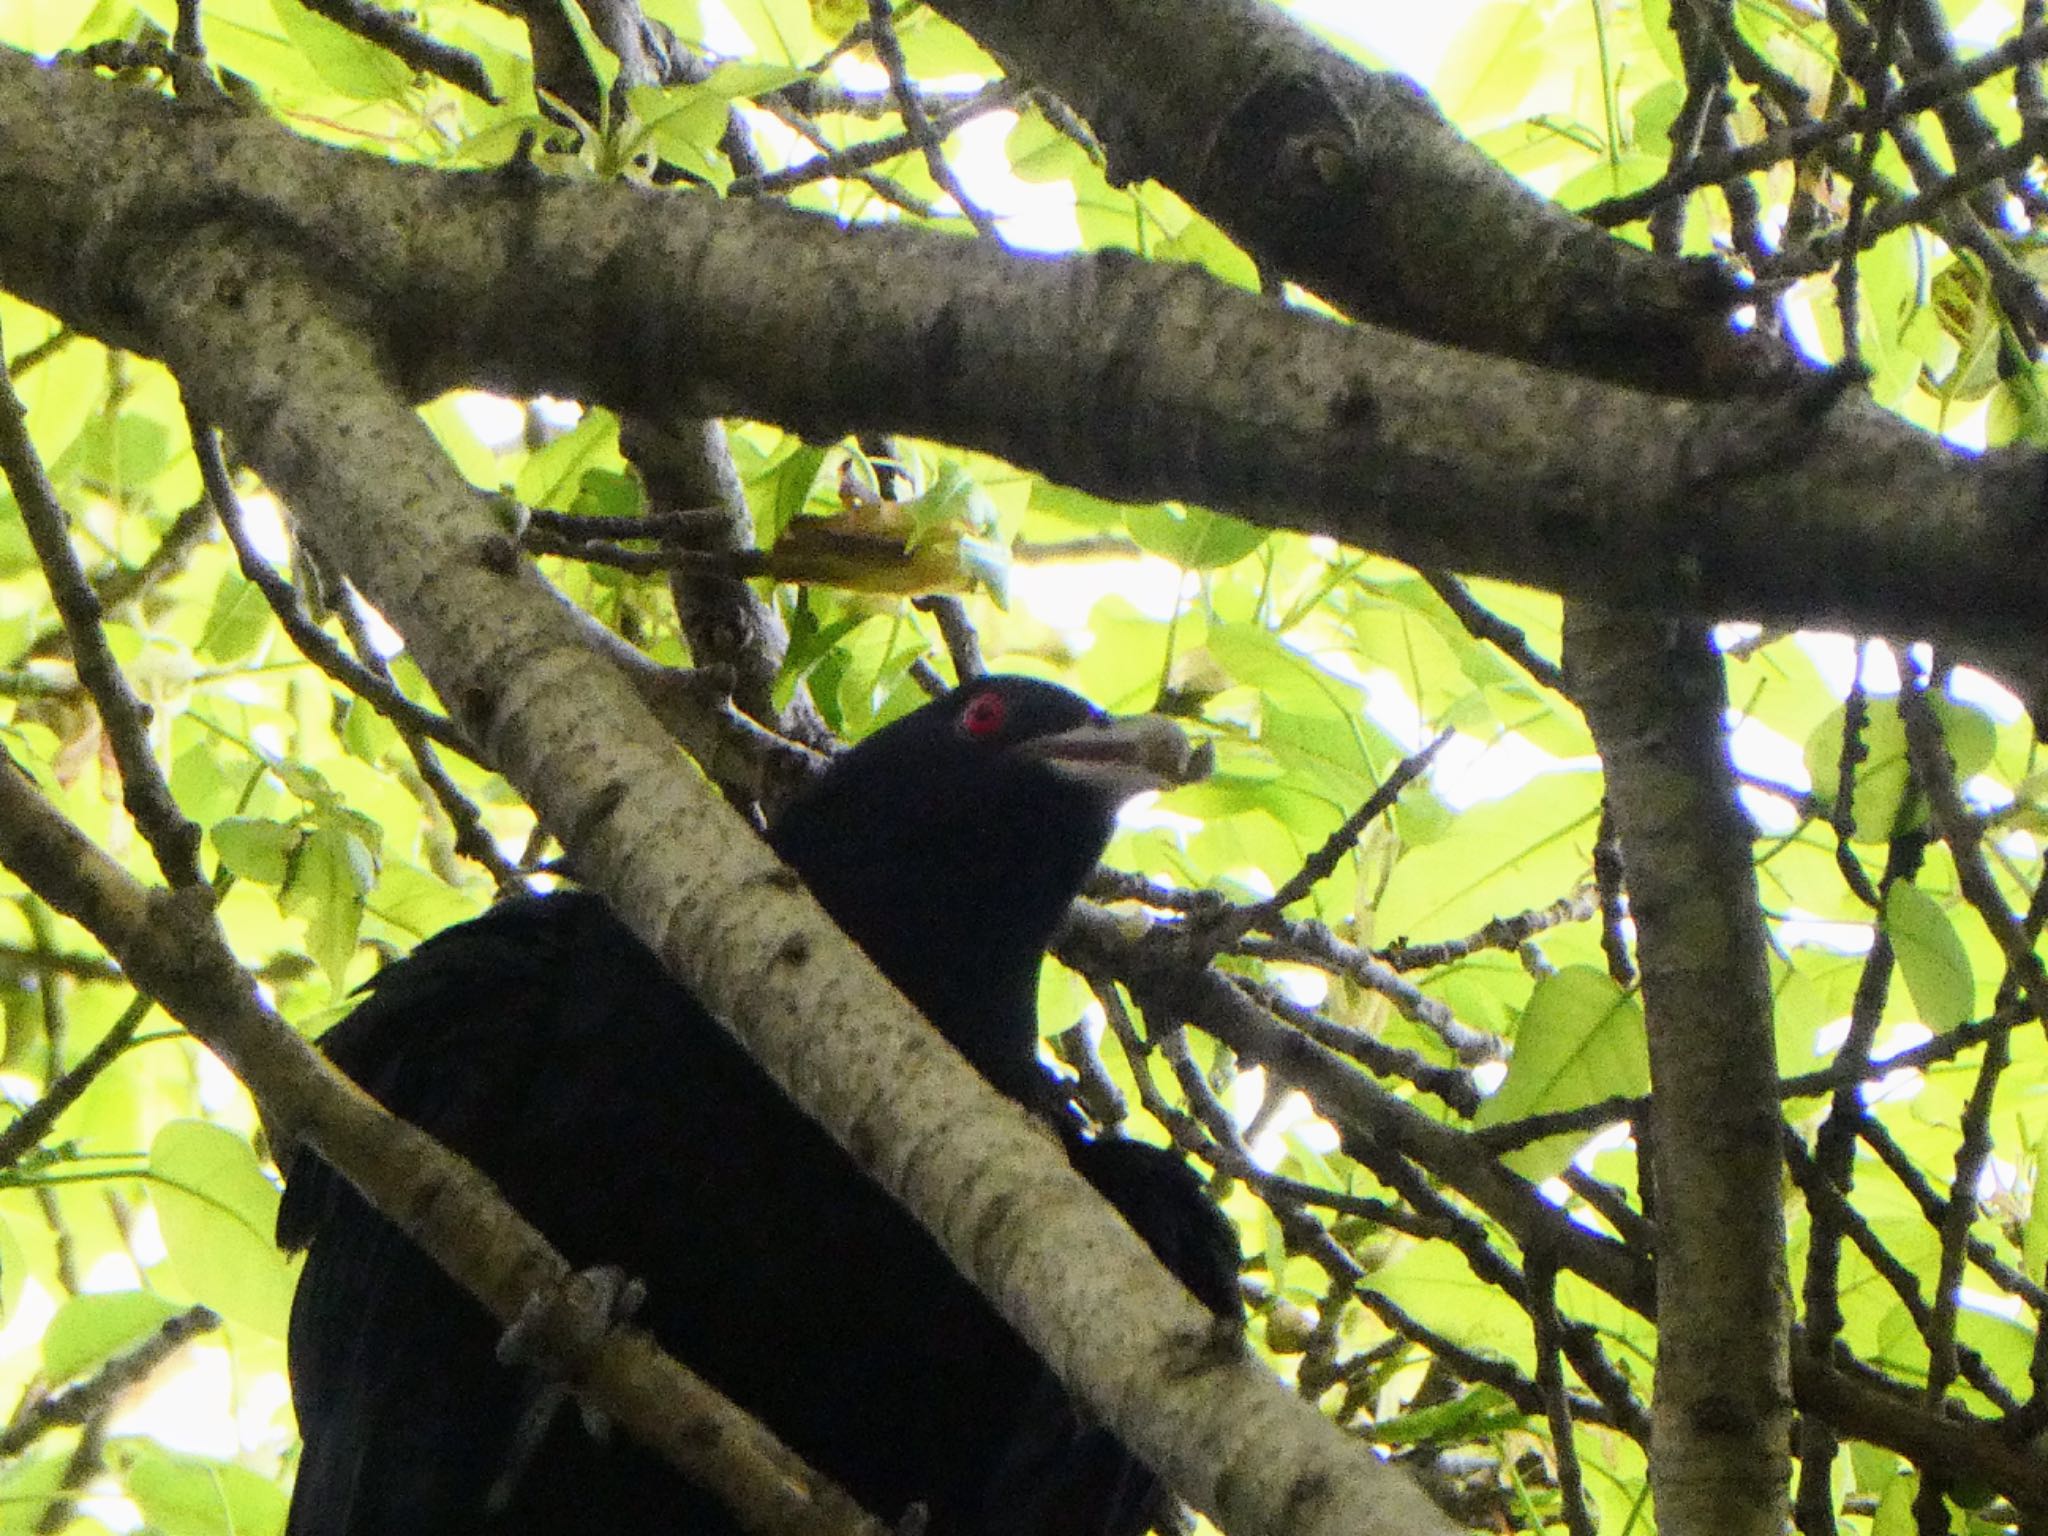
1203, 729, 1453, 952
912, 594, 984, 682
1583, 23, 2048, 226
863, 0, 998, 240
1476, 998, 2037, 1155
1900, 668, 2048, 1009
1591, 805, 1635, 988
2, 324, 76, 378
1068, 909, 1652, 1309
749, 94, 939, 215
1829, 0, 1905, 376
776, 78, 995, 119
2023, 0, 2048, 131
1926, 1017, 2011, 1404
1798, 822, 1917, 1527
1012, 534, 1142, 563
1898, 0, 2018, 215
0, 942, 124, 984
1378, 891, 1594, 971
1771, 127, 2048, 281
1086, 869, 1524, 1072
1351, 1286, 1621, 1435
1524, 1253, 1596, 1536
164, 0, 223, 102
0, 995, 150, 1174
330, 583, 525, 891
1784, 1132, 2019, 1413
0, 1304, 218, 1459
526, 507, 731, 542
1235, 928, 1500, 1066
33, 1414, 105, 1536
0, 333, 204, 888
15, 498, 216, 664
190, 416, 476, 758
0, 755, 891, 1536
207, 433, 517, 884
1855, 1113, 2048, 1317
1829, 672, 1884, 910
296, 0, 500, 102
732, 82, 1017, 199
1237, 976, 1481, 1113
1421, 573, 1564, 692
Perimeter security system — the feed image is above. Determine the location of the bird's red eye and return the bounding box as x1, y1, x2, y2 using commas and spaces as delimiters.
959, 690, 1007, 740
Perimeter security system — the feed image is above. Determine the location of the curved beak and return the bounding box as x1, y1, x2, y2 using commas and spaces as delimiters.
1021, 712, 1214, 804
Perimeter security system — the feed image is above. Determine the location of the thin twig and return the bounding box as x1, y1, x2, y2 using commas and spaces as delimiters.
1422, 572, 1564, 692
913, 594, 984, 682
191, 417, 474, 758
1, 337, 204, 887
297, 0, 500, 100
0, 995, 151, 1174
1206, 729, 1453, 950
0, 1306, 219, 1458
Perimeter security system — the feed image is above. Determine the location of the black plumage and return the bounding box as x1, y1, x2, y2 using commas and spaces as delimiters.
277, 676, 1240, 1536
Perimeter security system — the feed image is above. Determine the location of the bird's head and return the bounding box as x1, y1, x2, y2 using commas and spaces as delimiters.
768, 676, 1211, 1097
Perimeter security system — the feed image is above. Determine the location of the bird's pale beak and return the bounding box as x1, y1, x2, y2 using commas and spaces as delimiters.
1023, 713, 1214, 802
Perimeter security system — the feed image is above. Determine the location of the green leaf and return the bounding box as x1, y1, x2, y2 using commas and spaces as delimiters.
1806, 694, 1998, 843
568, 466, 645, 523
2027, 1125, 2048, 1285
1006, 105, 1093, 185
115, 1438, 291, 1536
196, 573, 274, 663
1883, 883, 1975, 1031
339, 693, 400, 761
1372, 1384, 1524, 1445
1435, 2, 1544, 123
271, 0, 412, 99
211, 817, 299, 886
553, 0, 620, 104
1373, 1240, 1529, 1358
757, 442, 829, 542
1124, 503, 1267, 569
720, 0, 817, 60
514, 408, 620, 512
906, 461, 997, 540
627, 56, 810, 179
0, 1447, 70, 1533
0, 1210, 24, 1325
1027, 480, 1132, 530
149, 1120, 300, 1338
43, 1290, 185, 1384
1378, 770, 1602, 937
1472, 966, 1649, 1181
282, 819, 376, 988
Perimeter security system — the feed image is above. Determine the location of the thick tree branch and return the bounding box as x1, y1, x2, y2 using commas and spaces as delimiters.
1564, 608, 1790, 1536
0, 753, 885, 1536
73, 205, 1452, 1536
2, 52, 2045, 691
919, 0, 1749, 392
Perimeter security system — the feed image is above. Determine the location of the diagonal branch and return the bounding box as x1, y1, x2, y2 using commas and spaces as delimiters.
111, 212, 1455, 1535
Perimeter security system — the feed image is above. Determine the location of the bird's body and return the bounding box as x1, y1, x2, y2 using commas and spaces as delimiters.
278, 678, 1238, 1536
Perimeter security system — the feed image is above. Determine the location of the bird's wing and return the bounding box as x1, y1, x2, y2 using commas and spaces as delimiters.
277, 890, 1074, 1536
278, 892, 687, 1536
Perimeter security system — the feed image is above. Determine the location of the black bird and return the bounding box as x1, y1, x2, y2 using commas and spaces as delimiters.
278, 676, 1241, 1536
